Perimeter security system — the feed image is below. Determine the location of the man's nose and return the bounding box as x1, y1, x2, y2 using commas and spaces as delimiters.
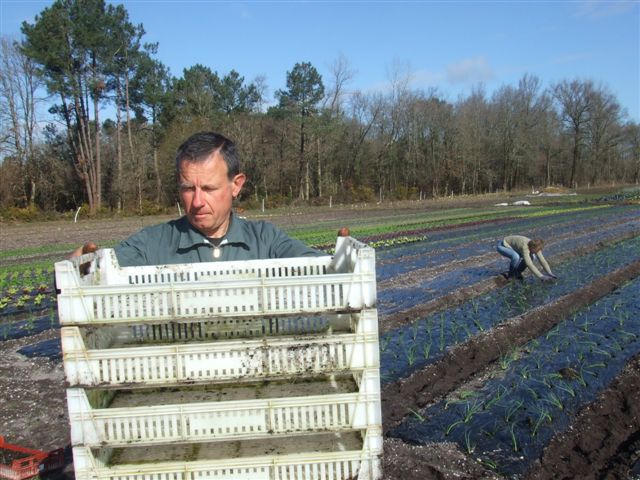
192, 187, 205, 207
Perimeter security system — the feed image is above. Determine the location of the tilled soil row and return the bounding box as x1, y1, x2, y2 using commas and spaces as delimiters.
523, 353, 640, 480
380, 260, 640, 479
379, 230, 640, 334
376, 210, 638, 273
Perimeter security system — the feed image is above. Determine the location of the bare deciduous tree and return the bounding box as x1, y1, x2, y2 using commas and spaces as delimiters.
0, 36, 43, 207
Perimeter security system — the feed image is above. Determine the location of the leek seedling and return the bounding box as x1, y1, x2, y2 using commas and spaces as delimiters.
504, 399, 524, 423
542, 372, 563, 387
422, 338, 432, 360
480, 458, 498, 470
445, 399, 483, 435
451, 321, 461, 343
379, 335, 390, 353
544, 392, 564, 411
484, 385, 508, 410
509, 422, 519, 452
471, 298, 480, 315
463, 399, 484, 422
524, 386, 539, 401
546, 324, 561, 340
531, 408, 552, 437
411, 320, 420, 341
555, 380, 576, 397
591, 346, 612, 359
616, 311, 629, 327
406, 343, 418, 366
408, 408, 426, 423
499, 347, 518, 370
616, 329, 637, 341
459, 320, 472, 340
464, 430, 476, 454
519, 366, 532, 379
425, 317, 433, 336
472, 317, 484, 332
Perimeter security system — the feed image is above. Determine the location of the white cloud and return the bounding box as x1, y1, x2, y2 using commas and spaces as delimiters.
446, 56, 495, 85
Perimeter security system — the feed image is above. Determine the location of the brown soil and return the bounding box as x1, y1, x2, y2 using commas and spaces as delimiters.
524, 354, 640, 480
1, 205, 639, 479
381, 261, 640, 479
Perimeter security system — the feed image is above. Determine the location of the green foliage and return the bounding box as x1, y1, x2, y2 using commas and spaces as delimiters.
0, 205, 41, 222
137, 199, 167, 216
339, 184, 375, 203
277, 62, 325, 115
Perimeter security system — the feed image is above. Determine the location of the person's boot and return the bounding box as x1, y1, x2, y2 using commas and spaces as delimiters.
502, 266, 516, 280
514, 260, 526, 280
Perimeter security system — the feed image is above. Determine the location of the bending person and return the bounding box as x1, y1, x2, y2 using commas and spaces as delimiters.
496, 235, 557, 281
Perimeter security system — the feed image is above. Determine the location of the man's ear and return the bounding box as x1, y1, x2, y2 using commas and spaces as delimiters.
231, 173, 246, 198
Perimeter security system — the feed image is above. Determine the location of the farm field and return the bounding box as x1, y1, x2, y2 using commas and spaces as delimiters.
0, 187, 639, 479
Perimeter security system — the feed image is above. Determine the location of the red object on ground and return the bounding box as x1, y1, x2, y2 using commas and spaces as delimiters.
0, 436, 64, 480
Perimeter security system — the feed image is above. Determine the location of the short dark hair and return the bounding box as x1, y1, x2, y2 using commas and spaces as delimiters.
175, 131, 240, 179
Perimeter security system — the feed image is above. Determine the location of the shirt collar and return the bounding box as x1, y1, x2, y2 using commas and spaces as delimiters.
224, 210, 249, 246
176, 211, 249, 250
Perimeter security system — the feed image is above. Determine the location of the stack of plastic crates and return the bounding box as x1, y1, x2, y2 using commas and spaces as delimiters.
54, 236, 382, 480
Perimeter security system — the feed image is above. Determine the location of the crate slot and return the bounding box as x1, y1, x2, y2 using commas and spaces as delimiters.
55, 238, 376, 325
62, 313, 380, 387
72, 430, 382, 480
68, 371, 381, 447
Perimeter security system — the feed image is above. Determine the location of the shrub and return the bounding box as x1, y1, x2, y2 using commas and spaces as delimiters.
0, 205, 41, 222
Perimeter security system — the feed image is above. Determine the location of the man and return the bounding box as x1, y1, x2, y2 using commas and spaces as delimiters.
72, 131, 324, 266
496, 235, 558, 281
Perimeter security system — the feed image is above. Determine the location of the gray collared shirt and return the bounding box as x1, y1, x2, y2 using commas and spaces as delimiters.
114, 212, 323, 266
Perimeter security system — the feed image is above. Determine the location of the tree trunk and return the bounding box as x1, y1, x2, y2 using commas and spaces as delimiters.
299, 117, 306, 200
116, 76, 123, 211
93, 80, 101, 211
153, 147, 162, 204
570, 136, 579, 188
124, 71, 140, 210
316, 136, 322, 198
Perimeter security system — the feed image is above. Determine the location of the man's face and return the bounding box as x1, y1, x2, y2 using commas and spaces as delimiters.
178, 152, 245, 238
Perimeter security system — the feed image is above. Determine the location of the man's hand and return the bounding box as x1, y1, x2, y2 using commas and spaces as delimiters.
541, 275, 555, 282
71, 241, 98, 258
70, 242, 98, 275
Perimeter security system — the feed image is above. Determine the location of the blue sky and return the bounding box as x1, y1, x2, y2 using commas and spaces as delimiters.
1, 0, 639, 121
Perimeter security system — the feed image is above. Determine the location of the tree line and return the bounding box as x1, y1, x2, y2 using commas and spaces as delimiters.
1, 0, 639, 217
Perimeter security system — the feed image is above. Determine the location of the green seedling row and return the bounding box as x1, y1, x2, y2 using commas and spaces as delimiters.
390, 272, 640, 477
379, 236, 640, 383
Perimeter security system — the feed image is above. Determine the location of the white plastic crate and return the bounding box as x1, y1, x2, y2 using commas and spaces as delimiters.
71, 429, 383, 480
67, 370, 381, 447
55, 237, 376, 325
62, 310, 379, 387
71, 311, 366, 347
